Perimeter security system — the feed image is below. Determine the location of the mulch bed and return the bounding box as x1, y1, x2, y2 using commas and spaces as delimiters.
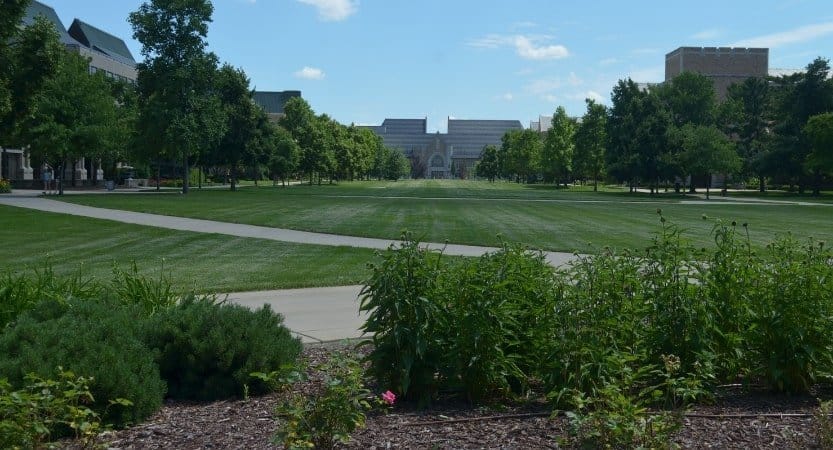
72, 344, 829, 449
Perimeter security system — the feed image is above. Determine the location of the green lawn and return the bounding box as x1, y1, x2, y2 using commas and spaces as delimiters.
0, 205, 375, 293
58, 180, 833, 253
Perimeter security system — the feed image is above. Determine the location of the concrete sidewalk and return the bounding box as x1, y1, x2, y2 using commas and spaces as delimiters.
225, 285, 366, 344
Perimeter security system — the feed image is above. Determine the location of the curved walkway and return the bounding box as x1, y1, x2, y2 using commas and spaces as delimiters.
1, 192, 579, 343
0, 194, 577, 266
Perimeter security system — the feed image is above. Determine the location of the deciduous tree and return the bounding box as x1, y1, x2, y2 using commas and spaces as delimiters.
24, 51, 118, 194
541, 106, 575, 186
678, 124, 740, 199
804, 112, 833, 196
129, 0, 226, 194
573, 99, 607, 191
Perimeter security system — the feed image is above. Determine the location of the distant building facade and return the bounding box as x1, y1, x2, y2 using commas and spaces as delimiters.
361, 117, 523, 178
1, 1, 137, 186
665, 46, 769, 99
529, 115, 553, 133
252, 91, 302, 122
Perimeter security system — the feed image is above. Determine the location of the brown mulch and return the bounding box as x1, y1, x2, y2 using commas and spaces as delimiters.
71, 345, 829, 449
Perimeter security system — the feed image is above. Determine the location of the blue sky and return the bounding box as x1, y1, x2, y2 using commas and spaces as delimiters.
47, 0, 832, 132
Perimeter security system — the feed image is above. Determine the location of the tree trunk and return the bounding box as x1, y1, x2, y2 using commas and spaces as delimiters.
705, 173, 711, 200
812, 170, 821, 196
198, 166, 202, 189
758, 173, 766, 192
593, 176, 598, 192
156, 164, 161, 191
231, 170, 236, 191
58, 161, 65, 195
182, 154, 190, 194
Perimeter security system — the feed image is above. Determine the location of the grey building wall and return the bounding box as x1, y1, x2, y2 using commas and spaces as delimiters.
360, 117, 523, 178
253, 91, 302, 122
665, 47, 769, 99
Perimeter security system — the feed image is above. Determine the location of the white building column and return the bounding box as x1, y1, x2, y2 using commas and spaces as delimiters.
95, 159, 104, 184
74, 157, 87, 184
18, 150, 33, 180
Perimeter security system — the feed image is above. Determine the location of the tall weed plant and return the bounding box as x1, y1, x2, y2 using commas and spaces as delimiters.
361, 236, 558, 404
0, 262, 102, 329
359, 235, 447, 404
363, 215, 833, 417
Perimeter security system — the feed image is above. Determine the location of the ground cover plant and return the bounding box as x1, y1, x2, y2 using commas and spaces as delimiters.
0, 204, 374, 292
360, 215, 833, 447
0, 264, 302, 446
58, 180, 833, 253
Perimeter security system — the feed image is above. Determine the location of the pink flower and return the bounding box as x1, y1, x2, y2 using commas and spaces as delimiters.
381, 390, 396, 405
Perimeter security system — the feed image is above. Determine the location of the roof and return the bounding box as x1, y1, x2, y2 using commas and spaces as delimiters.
68, 19, 135, 64
252, 91, 302, 115
22, 1, 79, 46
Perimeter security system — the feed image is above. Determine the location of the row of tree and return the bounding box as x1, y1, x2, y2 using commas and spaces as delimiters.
479, 59, 833, 196
0, 0, 408, 195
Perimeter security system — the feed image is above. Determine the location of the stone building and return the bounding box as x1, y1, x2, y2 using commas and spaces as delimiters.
252, 91, 302, 122
665, 46, 769, 99
1, 1, 138, 187
361, 117, 523, 178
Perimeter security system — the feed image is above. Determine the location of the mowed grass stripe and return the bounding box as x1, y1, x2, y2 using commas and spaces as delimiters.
1, 205, 374, 292
58, 182, 833, 253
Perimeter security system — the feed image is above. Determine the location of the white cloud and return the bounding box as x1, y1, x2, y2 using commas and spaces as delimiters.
297, 0, 358, 21
598, 57, 618, 66
500, 92, 514, 101
690, 28, 722, 40
543, 94, 558, 103
294, 66, 325, 80
567, 90, 606, 103
513, 36, 569, 60
627, 65, 664, 83
732, 22, 833, 48
467, 34, 569, 61
526, 78, 563, 95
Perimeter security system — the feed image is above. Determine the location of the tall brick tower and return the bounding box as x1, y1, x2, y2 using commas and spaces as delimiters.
665, 47, 769, 99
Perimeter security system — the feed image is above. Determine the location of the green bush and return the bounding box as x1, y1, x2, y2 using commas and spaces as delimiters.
0, 262, 103, 329
361, 236, 559, 404
0, 370, 115, 448
359, 236, 447, 405
0, 298, 165, 428
274, 351, 383, 450
0, 178, 10, 193
441, 243, 556, 402
744, 236, 833, 392
110, 262, 179, 316
144, 296, 302, 401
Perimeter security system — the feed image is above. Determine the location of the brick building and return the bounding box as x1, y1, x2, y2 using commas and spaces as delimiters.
665, 46, 769, 99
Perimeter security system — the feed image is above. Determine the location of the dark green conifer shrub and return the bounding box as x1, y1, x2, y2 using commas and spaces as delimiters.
143, 296, 302, 401
0, 298, 165, 428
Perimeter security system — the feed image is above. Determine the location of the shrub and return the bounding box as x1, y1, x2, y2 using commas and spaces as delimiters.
441, 242, 556, 402
815, 399, 833, 449
143, 296, 302, 401
359, 236, 447, 404
274, 351, 385, 450
0, 178, 10, 193
0, 298, 165, 428
110, 262, 179, 316
744, 236, 833, 392
0, 262, 103, 329
0, 369, 117, 448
